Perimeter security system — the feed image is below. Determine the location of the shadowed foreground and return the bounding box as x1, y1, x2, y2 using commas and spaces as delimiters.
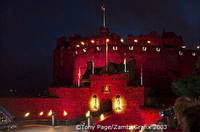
0, 125, 88, 132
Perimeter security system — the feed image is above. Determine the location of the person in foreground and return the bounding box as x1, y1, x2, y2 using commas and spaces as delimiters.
179, 105, 200, 132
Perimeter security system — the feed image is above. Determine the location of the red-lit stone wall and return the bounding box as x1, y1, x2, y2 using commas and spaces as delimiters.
53, 32, 199, 92
0, 73, 146, 121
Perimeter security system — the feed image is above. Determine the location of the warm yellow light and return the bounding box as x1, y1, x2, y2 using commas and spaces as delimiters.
76, 45, 80, 48
147, 40, 151, 44
197, 46, 200, 49
39, 112, 44, 116
106, 38, 110, 43
120, 38, 124, 43
63, 110, 68, 116
100, 114, 105, 121
112, 95, 125, 113
48, 110, 53, 116
89, 95, 100, 111
81, 41, 85, 45
86, 111, 90, 118
91, 40, 95, 43
24, 112, 30, 118
104, 85, 110, 93
134, 39, 138, 43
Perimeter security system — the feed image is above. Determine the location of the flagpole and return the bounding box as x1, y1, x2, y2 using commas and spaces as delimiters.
124, 58, 127, 72
106, 39, 109, 72
92, 61, 94, 74
101, 4, 106, 27
78, 67, 81, 87
140, 64, 143, 86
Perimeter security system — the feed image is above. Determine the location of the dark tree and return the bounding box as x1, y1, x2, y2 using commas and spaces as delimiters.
172, 58, 200, 98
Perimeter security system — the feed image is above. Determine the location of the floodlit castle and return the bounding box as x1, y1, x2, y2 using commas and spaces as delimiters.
0, 5, 199, 124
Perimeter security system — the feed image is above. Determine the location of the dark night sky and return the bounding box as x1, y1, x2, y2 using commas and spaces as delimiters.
0, 0, 200, 95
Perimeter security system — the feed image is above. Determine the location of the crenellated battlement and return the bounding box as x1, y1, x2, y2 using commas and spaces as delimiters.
53, 28, 200, 94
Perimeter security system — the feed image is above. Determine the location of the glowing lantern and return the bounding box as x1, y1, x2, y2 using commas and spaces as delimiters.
86, 111, 90, 118
120, 38, 124, 43
100, 114, 105, 121
106, 38, 110, 43
147, 40, 151, 44
39, 112, 44, 116
24, 112, 30, 118
91, 40, 95, 43
63, 110, 68, 116
48, 110, 53, 116
197, 46, 200, 49
113, 95, 125, 113
134, 39, 138, 43
81, 41, 85, 45
89, 95, 100, 111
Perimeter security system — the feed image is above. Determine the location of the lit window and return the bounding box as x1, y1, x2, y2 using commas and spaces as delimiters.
91, 40, 95, 43
181, 45, 186, 49
81, 41, 85, 45
128, 46, 134, 51
147, 40, 151, 44
192, 52, 196, 56
156, 47, 161, 52
83, 48, 87, 53
179, 51, 183, 56
96, 46, 101, 51
142, 46, 147, 51
134, 39, 138, 43
113, 46, 118, 51
120, 38, 124, 43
